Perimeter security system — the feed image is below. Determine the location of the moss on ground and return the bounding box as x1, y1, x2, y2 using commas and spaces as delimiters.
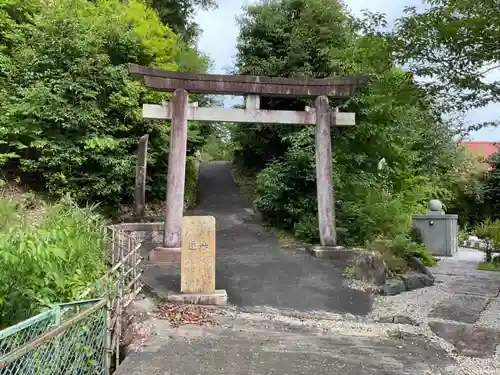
477, 262, 500, 272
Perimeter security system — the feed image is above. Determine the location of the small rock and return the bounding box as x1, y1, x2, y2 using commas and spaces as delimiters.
353, 251, 386, 285
376, 316, 395, 323
384, 279, 406, 296
400, 272, 434, 291
387, 329, 423, 340
410, 256, 434, 278
393, 315, 419, 326
364, 285, 383, 295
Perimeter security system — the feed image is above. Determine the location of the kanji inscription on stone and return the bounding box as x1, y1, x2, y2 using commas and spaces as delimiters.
181, 216, 216, 293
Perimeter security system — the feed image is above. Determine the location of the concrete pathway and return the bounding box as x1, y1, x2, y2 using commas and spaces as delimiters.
123, 162, 500, 375
142, 161, 371, 315
372, 248, 500, 373
116, 310, 459, 375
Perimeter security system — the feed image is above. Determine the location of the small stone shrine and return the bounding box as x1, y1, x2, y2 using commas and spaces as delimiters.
412, 199, 458, 257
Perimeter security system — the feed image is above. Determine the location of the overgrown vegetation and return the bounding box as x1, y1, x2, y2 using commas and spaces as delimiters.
0, 188, 106, 328
0, 0, 214, 328
0, 0, 211, 212
454, 151, 500, 269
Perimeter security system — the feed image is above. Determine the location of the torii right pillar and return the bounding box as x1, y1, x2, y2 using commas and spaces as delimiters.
308, 95, 348, 259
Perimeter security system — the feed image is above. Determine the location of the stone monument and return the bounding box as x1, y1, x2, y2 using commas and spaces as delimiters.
167, 216, 228, 305
412, 199, 458, 257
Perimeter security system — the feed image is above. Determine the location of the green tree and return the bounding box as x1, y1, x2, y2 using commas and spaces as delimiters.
0, 0, 209, 210
147, 0, 216, 42
394, 0, 500, 125
235, 0, 464, 256
483, 153, 500, 220
233, 0, 356, 169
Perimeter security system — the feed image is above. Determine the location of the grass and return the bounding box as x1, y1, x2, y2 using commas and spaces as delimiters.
0, 178, 107, 327
230, 164, 258, 207
477, 261, 500, 272
271, 227, 307, 248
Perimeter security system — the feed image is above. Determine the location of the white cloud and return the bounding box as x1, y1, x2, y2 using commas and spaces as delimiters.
194, 0, 499, 140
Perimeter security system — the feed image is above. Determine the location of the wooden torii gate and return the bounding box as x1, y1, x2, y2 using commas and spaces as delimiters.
129, 64, 368, 261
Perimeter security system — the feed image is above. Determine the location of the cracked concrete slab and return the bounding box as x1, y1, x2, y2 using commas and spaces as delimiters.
428, 320, 500, 358
442, 278, 500, 297
429, 294, 490, 324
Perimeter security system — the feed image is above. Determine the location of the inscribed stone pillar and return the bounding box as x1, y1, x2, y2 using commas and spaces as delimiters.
181, 216, 216, 293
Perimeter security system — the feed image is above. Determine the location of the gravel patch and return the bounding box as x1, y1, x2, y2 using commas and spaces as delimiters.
476, 296, 500, 329
370, 281, 453, 325
454, 345, 500, 375
367, 268, 500, 374
221, 307, 500, 374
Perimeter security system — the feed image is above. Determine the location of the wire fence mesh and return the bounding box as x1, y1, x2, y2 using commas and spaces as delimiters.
0, 299, 107, 375
0, 223, 145, 375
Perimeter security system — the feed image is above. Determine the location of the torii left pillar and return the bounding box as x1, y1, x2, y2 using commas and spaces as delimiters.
150, 89, 188, 262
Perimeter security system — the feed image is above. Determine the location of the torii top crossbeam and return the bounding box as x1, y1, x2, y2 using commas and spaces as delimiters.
128, 64, 368, 98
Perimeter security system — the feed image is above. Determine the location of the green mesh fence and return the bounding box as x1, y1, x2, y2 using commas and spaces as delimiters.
0, 299, 108, 375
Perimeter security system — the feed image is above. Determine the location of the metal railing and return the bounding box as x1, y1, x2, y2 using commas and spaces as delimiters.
0, 224, 145, 375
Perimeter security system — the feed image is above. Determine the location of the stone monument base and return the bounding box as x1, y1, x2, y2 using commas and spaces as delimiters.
167, 289, 228, 306
307, 245, 355, 260
149, 247, 181, 262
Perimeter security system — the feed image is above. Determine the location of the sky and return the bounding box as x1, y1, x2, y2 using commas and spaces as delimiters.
194, 0, 500, 141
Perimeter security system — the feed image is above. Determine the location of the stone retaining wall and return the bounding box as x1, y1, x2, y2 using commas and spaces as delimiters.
111, 222, 164, 244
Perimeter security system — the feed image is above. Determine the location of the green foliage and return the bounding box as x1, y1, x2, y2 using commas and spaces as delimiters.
235, 0, 462, 265
0, 196, 106, 328
147, 0, 216, 43
233, 0, 357, 169
477, 258, 500, 272
201, 123, 233, 161
368, 235, 436, 275
474, 218, 500, 263
483, 153, 500, 218
445, 146, 488, 227
393, 0, 500, 125
184, 156, 199, 208
0, 0, 209, 210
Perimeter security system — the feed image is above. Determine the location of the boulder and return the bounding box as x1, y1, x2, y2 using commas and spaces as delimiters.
352, 251, 386, 285
410, 256, 434, 278
400, 272, 435, 291
384, 279, 406, 296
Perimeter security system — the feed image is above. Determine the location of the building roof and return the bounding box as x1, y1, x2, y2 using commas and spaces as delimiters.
460, 141, 500, 161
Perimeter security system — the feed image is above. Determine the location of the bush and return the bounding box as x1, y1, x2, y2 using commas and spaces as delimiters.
184, 156, 200, 208
474, 218, 500, 262
0, 196, 106, 328
0, 0, 210, 210
368, 234, 436, 275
